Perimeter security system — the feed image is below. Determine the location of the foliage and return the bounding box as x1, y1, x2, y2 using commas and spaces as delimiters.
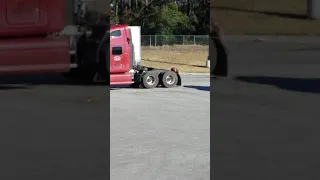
110, 0, 209, 36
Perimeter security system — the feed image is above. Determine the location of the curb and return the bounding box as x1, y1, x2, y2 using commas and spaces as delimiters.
179, 73, 210, 76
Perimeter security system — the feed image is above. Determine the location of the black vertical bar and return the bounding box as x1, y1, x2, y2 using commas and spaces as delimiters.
307, 0, 320, 19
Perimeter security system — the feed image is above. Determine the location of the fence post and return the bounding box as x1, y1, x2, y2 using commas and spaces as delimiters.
149, 35, 151, 46
182, 35, 185, 45
194, 36, 196, 45
155, 35, 157, 46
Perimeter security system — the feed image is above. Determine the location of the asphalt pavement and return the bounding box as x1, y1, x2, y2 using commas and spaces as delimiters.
211, 38, 320, 180
110, 75, 210, 180
0, 74, 210, 180
0, 76, 110, 180
1, 36, 320, 180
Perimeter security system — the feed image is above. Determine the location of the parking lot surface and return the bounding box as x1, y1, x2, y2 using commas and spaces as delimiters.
1, 36, 320, 180
110, 74, 210, 180
211, 38, 320, 180
0, 76, 110, 180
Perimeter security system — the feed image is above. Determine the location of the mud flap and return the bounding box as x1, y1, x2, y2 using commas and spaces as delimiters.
177, 73, 182, 86
210, 37, 228, 77
170, 67, 182, 86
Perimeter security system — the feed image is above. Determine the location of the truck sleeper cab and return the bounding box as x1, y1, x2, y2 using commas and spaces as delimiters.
109, 24, 182, 89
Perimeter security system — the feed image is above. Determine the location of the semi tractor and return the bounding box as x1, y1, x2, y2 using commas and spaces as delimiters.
109, 24, 181, 88
0, 0, 181, 89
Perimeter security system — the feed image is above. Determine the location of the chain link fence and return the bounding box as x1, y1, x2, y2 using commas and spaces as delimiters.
141, 35, 209, 46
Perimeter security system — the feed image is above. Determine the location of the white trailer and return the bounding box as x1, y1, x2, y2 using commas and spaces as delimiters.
128, 26, 141, 67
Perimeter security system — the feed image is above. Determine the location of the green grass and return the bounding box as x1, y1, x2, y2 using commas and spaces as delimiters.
212, 0, 320, 35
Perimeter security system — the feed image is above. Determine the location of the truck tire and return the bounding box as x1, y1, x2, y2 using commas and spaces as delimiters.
142, 71, 159, 89
160, 71, 178, 88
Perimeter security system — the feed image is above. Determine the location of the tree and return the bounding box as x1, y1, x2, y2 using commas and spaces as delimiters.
110, 0, 209, 35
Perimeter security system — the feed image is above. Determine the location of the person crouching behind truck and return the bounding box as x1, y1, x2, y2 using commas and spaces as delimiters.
210, 18, 228, 78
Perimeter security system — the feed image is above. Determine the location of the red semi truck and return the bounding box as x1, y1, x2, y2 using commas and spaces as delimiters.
109, 24, 181, 88
0, 0, 181, 89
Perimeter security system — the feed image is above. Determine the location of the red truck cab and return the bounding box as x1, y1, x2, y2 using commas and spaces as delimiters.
0, 0, 65, 37
110, 25, 132, 74
0, 0, 70, 75
110, 24, 182, 88
109, 25, 134, 85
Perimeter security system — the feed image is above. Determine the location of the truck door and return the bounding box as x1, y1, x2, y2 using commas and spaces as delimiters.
110, 29, 130, 73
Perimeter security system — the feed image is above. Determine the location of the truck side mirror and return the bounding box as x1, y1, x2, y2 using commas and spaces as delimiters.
127, 37, 131, 43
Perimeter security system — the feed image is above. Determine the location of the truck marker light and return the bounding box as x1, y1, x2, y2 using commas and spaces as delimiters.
171, 67, 179, 73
